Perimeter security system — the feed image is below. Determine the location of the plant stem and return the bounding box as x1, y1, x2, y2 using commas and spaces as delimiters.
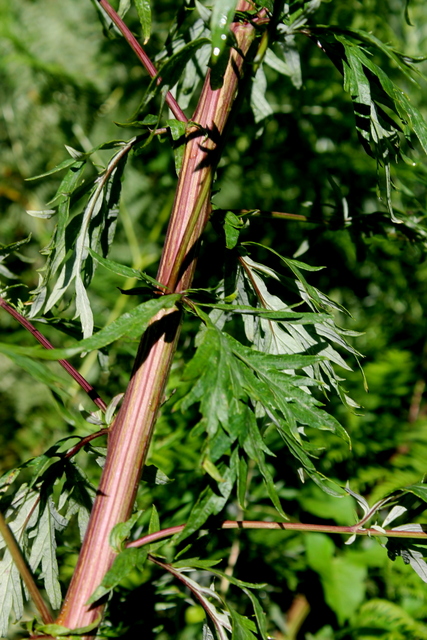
0, 511, 53, 625
56, 4, 259, 632
0, 298, 107, 412
126, 520, 427, 547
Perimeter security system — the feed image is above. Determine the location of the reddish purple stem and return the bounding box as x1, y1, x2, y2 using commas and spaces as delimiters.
0, 298, 107, 412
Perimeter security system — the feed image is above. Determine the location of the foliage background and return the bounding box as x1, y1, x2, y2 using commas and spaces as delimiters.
1, 0, 427, 638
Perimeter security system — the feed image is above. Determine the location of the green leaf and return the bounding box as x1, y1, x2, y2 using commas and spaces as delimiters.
134, 0, 151, 44
235, 254, 362, 407
139, 114, 159, 126
35, 618, 102, 636
1, 295, 181, 360
250, 67, 273, 124
157, 563, 231, 640
30, 141, 134, 335
305, 533, 367, 624
149, 504, 160, 535
386, 538, 427, 584
61, 462, 95, 542
242, 588, 269, 640
224, 211, 244, 249
34, 624, 73, 637
175, 449, 239, 543
264, 47, 291, 76
0, 486, 43, 635
87, 547, 148, 604
0, 235, 32, 257
326, 27, 420, 84
29, 497, 68, 610
154, 18, 210, 108
109, 511, 144, 553
140, 38, 210, 112
404, 0, 413, 25
167, 118, 186, 175
353, 600, 427, 639
26, 209, 56, 219
403, 483, 427, 503
89, 248, 165, 289
181, 325, 244, 438
25, 157, 80, 181
0, 549, 23, 637
173, 557, 221, 570
237, 455, 248, 509
230, 607, 258, 640
118, 0, 131, 18
228, 334, 350, 445
240, 408, 287, 518
196, 302, 330, 323
203, 568, 265, 590
314, 29, 427, 223
203, 457, 226, 483
0, 345, 71, 402
210, 0, 237, 62
277, 35, 302, 89
141, 464, 173, 486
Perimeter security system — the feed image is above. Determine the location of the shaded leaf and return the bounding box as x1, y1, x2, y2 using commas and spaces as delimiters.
141, 38, 210, 112
175, 449, 239, 543
87, 547, 148, 604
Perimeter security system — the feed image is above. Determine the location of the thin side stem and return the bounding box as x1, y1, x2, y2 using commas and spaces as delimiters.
127, 520, 427, 547
98, 0, 187, 123
0, 298, 107, 412
64, 429, 109, 460
0, 511, 53, 624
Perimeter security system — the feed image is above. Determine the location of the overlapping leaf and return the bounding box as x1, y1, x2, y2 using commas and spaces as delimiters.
140, 37, 210, 114
149, 556, 267, 640
0, 486, 39, 637
178, 304, 349, 528
309, 27, 427, 222
28, 141, 135, 336
0, 294, 181, 360
0, 455, 97, 632
155, 16, 211, 110
235, 254, 363, 405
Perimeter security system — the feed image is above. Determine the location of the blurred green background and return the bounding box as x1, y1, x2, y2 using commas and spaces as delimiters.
2, 0, 427, 638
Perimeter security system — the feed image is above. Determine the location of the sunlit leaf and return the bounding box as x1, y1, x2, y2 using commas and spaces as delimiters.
134, 0, 151, 43
210, 0, 237, 62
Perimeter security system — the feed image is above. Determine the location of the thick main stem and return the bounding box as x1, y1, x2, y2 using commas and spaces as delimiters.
56, 4, 257, 631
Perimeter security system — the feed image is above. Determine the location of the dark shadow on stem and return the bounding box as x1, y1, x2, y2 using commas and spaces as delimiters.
132, 310, 182, 375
